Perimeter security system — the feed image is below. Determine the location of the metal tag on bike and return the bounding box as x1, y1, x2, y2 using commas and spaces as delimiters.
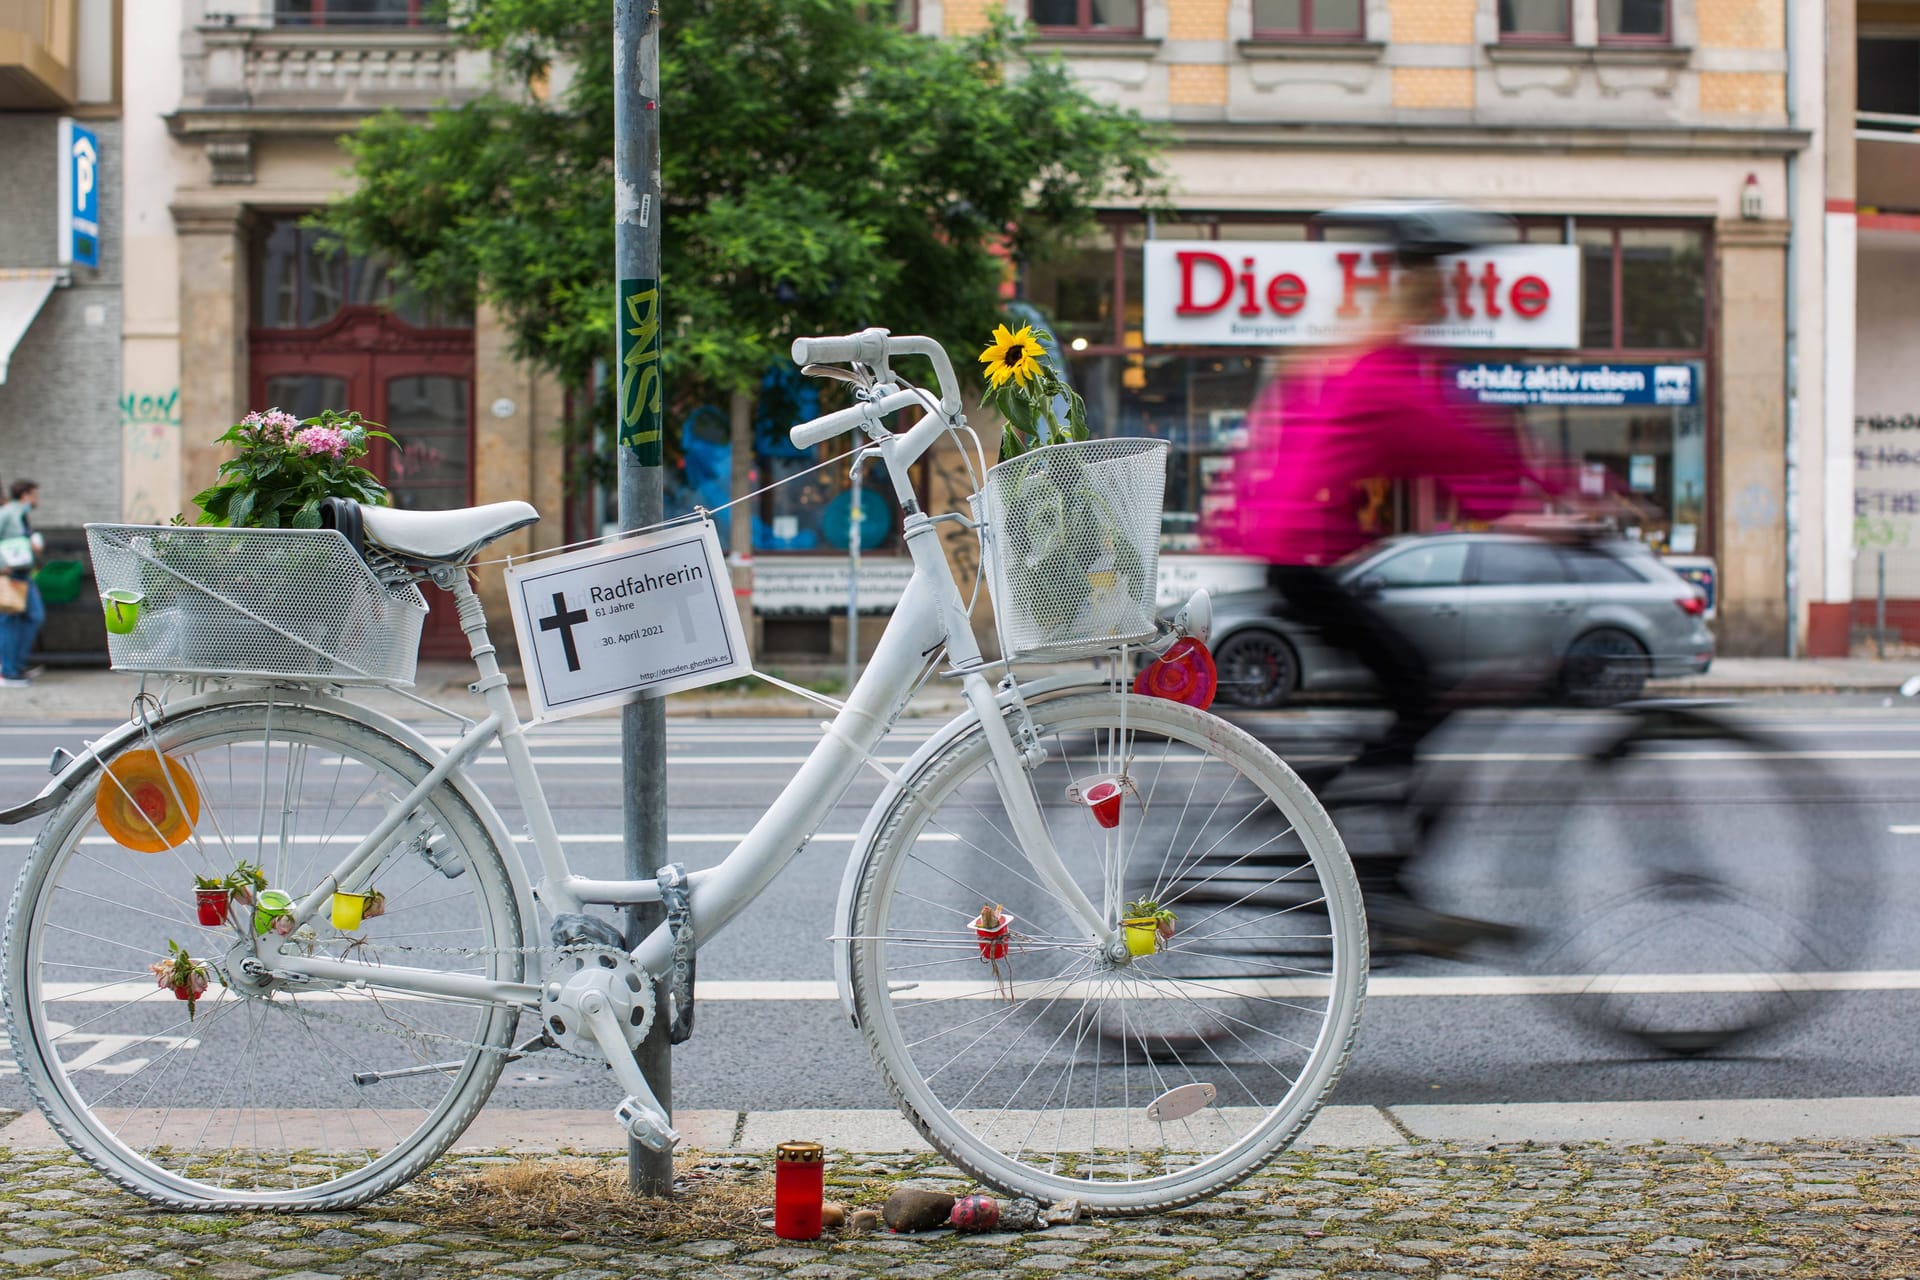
505, 518, 750, 722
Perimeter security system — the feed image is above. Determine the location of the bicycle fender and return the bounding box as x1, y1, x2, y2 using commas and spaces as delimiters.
830, 672, 1118, 1027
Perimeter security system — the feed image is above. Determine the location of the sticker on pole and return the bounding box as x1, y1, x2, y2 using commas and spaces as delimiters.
506, 520, 750, 722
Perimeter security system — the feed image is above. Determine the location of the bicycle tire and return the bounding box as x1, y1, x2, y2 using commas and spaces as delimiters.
2, 701, 524, 1209
849, 691, 1366, 1214
1410, 704, 1878, 1055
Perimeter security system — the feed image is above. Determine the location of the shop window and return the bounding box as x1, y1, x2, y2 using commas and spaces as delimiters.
1026, 246, 1120, 351
254, 218, 471, 331
1619, 228, 1704, 351
1030, 0, 1143, 34
273, 0, 439, 26
1251, 0, 1364, 39
1068, 352, 1263, 551
1497, 0, 1570, 41
1509, 363, 1705, 555
1860, 39, 1920, 117
1599, 0, 1668, 43
1577, 227, 1614, 350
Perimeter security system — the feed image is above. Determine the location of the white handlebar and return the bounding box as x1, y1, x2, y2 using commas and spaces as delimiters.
790, 328, 963, 418
789, 388, 925, 450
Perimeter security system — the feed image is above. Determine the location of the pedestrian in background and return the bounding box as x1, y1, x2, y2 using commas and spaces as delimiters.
0, 480, 46, 687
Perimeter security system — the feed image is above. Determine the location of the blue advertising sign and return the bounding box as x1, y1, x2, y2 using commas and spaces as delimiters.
1449, 362, 1696, 408
57, 119, 99, 269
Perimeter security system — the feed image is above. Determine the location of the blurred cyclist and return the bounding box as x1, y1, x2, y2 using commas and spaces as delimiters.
1208, 203, 1557, 772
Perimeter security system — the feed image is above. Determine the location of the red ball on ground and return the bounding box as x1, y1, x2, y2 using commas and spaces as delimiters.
950, 1194, 1001, 1232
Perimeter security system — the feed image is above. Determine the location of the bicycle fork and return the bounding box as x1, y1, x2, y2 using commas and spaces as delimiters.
962, 671, 1123, 961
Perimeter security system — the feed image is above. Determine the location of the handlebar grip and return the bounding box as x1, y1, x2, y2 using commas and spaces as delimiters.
789, 389, 923, 450
791, 327, 889, 368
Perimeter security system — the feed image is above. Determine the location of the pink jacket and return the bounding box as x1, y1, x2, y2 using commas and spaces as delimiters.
1206, 346, 1544, 567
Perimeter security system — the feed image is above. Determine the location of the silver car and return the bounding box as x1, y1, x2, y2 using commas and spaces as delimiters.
1205, 533, 1715, 708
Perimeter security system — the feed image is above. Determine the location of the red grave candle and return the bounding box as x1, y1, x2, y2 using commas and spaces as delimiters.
774, 1140, 824, 1240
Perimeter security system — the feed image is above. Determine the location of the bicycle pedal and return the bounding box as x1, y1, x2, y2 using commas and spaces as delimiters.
616, 1095, 680, 1152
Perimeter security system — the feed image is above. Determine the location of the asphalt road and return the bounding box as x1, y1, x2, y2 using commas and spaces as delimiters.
0, 697, 1915, 1123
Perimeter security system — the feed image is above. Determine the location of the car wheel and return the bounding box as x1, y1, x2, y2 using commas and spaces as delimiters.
1561, 628, 1649, 707
1214, 629, 1299, 709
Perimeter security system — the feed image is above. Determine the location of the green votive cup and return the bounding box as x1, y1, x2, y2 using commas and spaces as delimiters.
102, 589, 144, 635
253, 889, 293, 936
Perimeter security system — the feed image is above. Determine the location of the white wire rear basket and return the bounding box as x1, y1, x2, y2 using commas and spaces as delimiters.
86, 524, 428, 686
973, 438, 1169, 662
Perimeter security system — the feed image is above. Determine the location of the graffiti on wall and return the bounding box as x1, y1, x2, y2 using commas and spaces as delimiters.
120, 388, 182, 525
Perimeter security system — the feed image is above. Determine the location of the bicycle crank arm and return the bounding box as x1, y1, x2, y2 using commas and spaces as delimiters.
351, 1035, 552, 1087
578, 988, 680, 1152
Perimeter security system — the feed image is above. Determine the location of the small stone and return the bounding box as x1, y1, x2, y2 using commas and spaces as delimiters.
821, 1202, 847, 1230
848, 1209, 881, 1234
883, 1187, 956, 1233
999, 1198, 1044, 1232
1044, 1199, 1083, 1226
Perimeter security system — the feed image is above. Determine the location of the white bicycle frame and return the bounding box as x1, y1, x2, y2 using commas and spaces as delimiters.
251, 337, 1124, 1014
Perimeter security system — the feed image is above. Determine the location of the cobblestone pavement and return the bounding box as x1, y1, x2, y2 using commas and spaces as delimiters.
3, 1138, 1919, 1279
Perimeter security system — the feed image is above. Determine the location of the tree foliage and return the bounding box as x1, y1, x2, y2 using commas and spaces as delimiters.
326, 0, 1166, 405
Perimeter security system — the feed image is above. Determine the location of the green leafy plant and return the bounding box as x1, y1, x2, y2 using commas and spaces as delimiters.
190, 408, 394, 529
1123, 898, 1176, 935
223, 861, 268, 906
192, 874, 224, 892
979, 323, 1088, 461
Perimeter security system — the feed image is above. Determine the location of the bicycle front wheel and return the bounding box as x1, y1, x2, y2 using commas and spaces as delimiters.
850, 691, 1366, 1214
2, 701, 524, 1209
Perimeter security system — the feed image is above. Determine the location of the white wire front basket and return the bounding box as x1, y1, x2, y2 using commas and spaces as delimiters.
86, 524, 428, 686
972, 438, 1169, 662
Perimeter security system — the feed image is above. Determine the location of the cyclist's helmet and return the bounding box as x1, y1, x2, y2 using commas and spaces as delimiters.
1312, 201, 1516, 265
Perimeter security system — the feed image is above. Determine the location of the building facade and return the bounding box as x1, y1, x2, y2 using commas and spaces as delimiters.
0, 0, 122, 657
0, 0, 1857, 665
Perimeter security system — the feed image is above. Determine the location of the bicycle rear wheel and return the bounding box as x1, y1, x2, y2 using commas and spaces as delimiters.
1530, 705, 1875, 1053
850, 691, 1366, 1214
2, 701, 524, 1209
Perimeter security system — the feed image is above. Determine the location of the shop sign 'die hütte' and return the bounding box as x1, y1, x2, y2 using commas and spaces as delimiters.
1142, 242, 1580, 349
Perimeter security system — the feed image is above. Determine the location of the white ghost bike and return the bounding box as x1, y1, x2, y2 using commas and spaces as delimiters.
1, 329, 1365, 1212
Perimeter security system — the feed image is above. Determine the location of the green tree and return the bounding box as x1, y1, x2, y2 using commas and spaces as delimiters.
327, 0, 1164, 424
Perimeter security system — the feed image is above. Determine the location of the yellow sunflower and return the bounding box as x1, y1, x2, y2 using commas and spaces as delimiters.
979, 324, 1045, 389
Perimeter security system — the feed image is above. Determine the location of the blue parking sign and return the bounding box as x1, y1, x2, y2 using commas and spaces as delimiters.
58, 119, 99, 268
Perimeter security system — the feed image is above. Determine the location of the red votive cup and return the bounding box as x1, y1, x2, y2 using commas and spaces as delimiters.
774, 1140, 824, 1240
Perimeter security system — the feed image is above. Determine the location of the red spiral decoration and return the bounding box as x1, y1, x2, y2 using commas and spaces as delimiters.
1134, 638, 1218, 710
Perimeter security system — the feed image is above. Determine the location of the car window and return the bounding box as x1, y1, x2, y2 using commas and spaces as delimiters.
1472, 541, 1569, 586
1370, 542, 1469, 588
1561, 548, 1644, 585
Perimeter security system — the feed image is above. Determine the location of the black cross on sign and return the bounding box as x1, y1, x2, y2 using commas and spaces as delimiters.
538, 591, 590, 672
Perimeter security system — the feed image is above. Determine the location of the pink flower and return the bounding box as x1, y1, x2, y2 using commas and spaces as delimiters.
293, 425, 349, 459
242, 409, 301, 442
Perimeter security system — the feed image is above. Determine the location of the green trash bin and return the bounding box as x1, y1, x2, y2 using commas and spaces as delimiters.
34, 560, 86, 607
